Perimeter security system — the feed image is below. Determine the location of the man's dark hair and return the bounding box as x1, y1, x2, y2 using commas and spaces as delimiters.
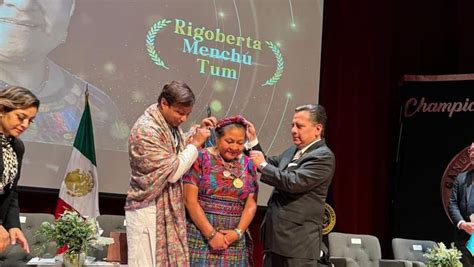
295, 104, 327, 136
157, 80, 195, 107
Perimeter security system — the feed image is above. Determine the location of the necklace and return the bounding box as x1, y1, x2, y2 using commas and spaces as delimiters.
213, 148, 247, 189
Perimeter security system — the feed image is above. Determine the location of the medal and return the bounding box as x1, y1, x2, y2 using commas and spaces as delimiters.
233, 178, 244, 188
223, 170, 231, 178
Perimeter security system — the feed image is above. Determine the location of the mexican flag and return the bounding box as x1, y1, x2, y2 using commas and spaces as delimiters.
55, 93, 100, 219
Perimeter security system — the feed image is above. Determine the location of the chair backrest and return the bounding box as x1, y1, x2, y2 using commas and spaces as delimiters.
19, 213, 56, 257
96, 214, 126, 237
392, 238, 436, 263
92, 215, 126, 261
329, 232, 381, 267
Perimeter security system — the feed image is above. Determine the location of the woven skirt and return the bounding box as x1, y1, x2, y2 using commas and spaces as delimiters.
187, 196, 253, 266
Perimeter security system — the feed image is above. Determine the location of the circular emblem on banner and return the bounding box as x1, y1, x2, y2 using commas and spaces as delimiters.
441, 146, 471, 223
65, 169, 94, 197
322, 203, 336, 235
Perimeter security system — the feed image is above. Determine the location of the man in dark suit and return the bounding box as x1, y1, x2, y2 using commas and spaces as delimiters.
249, 104, 335, 267
448, 142, 474, 266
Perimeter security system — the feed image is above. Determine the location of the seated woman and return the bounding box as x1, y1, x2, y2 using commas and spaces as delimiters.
183, 116, 258, 266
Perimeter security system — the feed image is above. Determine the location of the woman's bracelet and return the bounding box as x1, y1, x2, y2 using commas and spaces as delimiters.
205, 229, 217, 241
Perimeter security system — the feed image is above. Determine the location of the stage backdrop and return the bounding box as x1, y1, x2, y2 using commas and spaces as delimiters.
393, 74, 474, 243
0, 0, 325, 205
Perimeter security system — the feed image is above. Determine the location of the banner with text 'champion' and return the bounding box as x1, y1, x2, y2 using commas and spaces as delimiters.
393, 74, 474, 243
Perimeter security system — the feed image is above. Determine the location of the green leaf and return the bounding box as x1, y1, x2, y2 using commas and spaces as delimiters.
36, 210, 98, 254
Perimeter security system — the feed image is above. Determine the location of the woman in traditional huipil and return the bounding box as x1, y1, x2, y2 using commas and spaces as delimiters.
183, 116, 258, 266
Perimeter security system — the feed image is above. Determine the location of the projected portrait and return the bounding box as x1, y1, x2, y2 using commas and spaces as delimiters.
0, 0, 128, 150
12, 0, 324, 203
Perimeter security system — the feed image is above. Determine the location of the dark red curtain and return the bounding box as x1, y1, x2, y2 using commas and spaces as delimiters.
319, 0, 474, 258
319, 0, 395, 249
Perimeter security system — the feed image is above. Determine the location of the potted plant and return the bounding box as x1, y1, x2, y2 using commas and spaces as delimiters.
423, 242, 463, 267
36, 210, 98, 267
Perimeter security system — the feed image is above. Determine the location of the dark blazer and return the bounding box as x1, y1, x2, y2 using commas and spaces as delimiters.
0, 138, 24, 230
448, 170, 474, 246
259, 139, 335, 259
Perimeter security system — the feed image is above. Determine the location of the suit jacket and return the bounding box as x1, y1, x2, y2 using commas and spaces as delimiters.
259, 139, 335, 259
0, 138, 24, 230
448, 170, 474, 246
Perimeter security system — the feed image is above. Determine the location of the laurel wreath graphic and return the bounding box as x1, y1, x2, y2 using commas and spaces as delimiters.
262, 41, 285, 86
146, 19, 172, 69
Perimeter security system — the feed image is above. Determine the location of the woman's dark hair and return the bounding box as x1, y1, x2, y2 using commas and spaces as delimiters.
215, 123, 246, 139
0, 86, 40, 112
157, 81, 195, 107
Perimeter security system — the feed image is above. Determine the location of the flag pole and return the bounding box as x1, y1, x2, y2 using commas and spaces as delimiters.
85, 83, 89, 102
55, 81, 99, 221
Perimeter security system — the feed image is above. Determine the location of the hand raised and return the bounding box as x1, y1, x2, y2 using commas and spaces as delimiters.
201, 117, 217, 128
243, 119, 257, 141
249, 150, 265, 166
190, 127, 211, 148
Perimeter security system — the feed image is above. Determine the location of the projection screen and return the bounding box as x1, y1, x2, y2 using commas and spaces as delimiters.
0, 0, 324, 206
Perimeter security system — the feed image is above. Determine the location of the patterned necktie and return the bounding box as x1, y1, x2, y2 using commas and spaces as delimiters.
171, 127, 181, 152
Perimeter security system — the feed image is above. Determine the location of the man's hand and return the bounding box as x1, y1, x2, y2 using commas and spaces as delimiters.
201, 117, 217, 128
243, 119, 257, 141
0, 226, 10, 252
250, 150, 265, 167
460, 222, 474, 235
190, 127, 211, 148
9, 228, 29, 253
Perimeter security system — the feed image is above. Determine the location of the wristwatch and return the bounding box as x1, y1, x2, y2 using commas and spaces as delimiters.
234, 228, 243, 240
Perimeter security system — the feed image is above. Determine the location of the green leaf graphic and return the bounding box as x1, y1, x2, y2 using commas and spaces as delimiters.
262, 41, 285, 86
146, 19, 172, 69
